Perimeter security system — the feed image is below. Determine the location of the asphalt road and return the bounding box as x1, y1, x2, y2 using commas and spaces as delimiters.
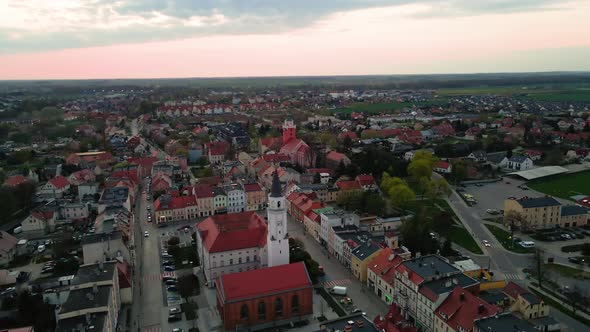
286, 214, 389, 319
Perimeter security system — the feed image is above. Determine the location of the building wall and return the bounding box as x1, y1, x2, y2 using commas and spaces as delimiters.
367, 269, 395, 305
560, 213, 588, 227
199, 243, 264, 285
245, 190, 266, 211
510, 295, 549, 320
21, 215, 51, 234
504, 200, 561, 230
218, 287, 313, 330
350, 249, 381, 283
198, 197, 214, 217
82, 238, 131, 265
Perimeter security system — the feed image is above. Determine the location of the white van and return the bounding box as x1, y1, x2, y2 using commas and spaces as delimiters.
519, 241, 535, 248
37, 244, 46, 253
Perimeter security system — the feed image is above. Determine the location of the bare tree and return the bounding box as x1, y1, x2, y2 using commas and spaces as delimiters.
504, 210, 524, 248
531, 248, 547, 288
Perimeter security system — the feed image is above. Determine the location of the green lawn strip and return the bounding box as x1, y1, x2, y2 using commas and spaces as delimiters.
484, 224, 533, 254
544, 263, 590, 279
449, 226, 483, 255
173, 246, 199, 269
530, 288, 590, 326
527, 170, 590, 199
561, 243, 589, 253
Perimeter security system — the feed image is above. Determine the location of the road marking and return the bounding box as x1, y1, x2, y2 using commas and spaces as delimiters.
504, 273, 521, 281
323, 278, 352, 288
143, 325, 160, 332
143, 271, 177, 282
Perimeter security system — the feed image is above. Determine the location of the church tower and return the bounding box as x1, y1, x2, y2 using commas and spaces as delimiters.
266, 170, 290, 267
282, 118, 296, 144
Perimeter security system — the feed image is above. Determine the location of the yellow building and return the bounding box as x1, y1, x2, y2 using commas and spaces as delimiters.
350, 243, 382, 282
504, 282, 548, 320
504, 196, 589, 229
504, 196, 562, 230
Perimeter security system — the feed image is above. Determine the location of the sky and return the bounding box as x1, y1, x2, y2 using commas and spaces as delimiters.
0, 0, 589, 79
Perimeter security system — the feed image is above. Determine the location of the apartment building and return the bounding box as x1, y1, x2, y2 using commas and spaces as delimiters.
504, 196, 588, 229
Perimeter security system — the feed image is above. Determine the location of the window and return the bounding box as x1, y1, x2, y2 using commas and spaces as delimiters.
291, 295, 300, 313
258, 301, 266, 320
275, 298, 283, 316
246, 256, 250, 262
238, 257, 242, 264
229, 259, 233, 265
240, 304, 249, 320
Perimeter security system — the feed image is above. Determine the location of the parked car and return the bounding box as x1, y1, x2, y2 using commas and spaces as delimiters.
144, 231, 149, 238
168, 313, 182, 322
164, 266, 176, 272
169, 307, 181, 314
167, 285, 178, 292
162, 261, 175, 266
568, 257, 585, 264
37, 245, 46, 253
165, 280, 177, 286
482, 240, 491, 247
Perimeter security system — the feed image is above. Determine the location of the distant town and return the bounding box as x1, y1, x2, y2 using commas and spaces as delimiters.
0, 75, 589, 332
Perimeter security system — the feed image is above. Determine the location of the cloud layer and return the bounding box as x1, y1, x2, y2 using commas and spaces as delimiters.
0, 0, 570, 54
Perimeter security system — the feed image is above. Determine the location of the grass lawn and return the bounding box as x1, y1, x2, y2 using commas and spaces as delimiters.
406, 199, 457, 220
545, 263, 590, 279
172, 246, 199, 269
527, 170, 590, 199
484, 224, 533, 254
530, 288, 590, 326
449, 226, 483, 254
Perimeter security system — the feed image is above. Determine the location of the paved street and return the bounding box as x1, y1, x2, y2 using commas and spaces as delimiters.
287, 215, 388, 319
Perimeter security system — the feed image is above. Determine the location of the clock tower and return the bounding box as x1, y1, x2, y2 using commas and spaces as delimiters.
266, 170, 290, 267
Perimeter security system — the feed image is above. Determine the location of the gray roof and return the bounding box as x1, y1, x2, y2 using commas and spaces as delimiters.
270, 171, 282, 198
57, 312, 107, 332
560, 205, 589, 216
421, 273, 479, 296
351, 241, 381, 261
80, 230, 123, 245
74, 262, 116, 286
486, 151, 507, 164
478, 292, 508, 305
315, 313, 378, 332
99, 186, 129, 204
516, 196, 561, 208
509, 155, 530, 163
521, 292, 541, 305
474, 313, 537, 332
530, 316, 559, 327
402, 255, 459, 279
60, 285, 112, 314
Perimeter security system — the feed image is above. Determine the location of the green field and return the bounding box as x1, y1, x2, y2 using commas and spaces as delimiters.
527, 170, 590, 199
449, 226, 483, 254
485, 224, 533, 254
438, 85, 590, 102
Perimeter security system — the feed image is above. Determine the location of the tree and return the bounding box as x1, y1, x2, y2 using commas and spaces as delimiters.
364, 192, 385, 216
177, 274, 199, 300
581, 243, 590, 257
388, 183, 416, 210
440, 238, 454, 257
432, 212, 454, 238
451, 160, 468, 184
0, 168, 5, 185
399, 212, 438, 256
407, 151, 436, 181
531, 248, 547, 288
336, 191, 363, 212
567, 124, 576, 134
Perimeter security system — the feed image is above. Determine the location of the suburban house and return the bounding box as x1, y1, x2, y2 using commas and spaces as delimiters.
434, 161, 452, 174
21, 210, 56, 234
326, 151, 351, 169
503, 282, 549, 320
0, 231, 19, 266
355, 174, 377, 191
39, 175, 71, 198
500, 156, 533, 171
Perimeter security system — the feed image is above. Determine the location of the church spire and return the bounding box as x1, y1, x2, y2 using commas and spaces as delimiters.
270, 170, 282, 198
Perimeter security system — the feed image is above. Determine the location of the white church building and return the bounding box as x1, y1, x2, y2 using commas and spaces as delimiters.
196, 171, 290, 286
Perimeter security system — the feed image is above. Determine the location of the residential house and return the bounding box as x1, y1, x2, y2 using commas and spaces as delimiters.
154, 194, 198, 224
3, 175, 29, 188
60, 202, 89, 222
523, 149, 543, 161
81, 230, 131, 266
355, 174, 377, 191
151, 172, 173, 192
503, 282, 549, 320
467, 150, 487, 162
244, 183, 266, 211
434, 286, 501, 332
350, 243, 383, 283
0, 231, 18, 266
326, 151, 351, 169
21, 210, 56, 234
212, 187, 228, 214
39, 175, 71, 198
195, 185, 215, 217
500, 156, 533, 171
68, 169, 96, 186
434, 161, 452, 174
224, 183, 245, 213
336, 180, 363, 198
367, 248, 404, 305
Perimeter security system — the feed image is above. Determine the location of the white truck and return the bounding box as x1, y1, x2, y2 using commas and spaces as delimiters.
330, 286, 347, 296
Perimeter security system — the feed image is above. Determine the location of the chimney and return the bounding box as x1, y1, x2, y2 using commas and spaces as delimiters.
460, 292, 465, 301
93, 284, 98, 294
478, 304, 485, 314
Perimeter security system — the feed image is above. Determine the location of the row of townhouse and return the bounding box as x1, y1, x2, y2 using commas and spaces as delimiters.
365, 253, 552, 332
154, 182, 267, 224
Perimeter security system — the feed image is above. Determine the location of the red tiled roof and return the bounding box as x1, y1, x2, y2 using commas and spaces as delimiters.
117, 262, 132, 289
435, 286, 500, 332
0, 230, 18, 253
4, 175, 27, 187
338, 132, 358, 140
218, 262, 311, 303
355, 174, 375, 186
336, 180, 362, 191
155, 195, 197, 211
326, 150, 348, 162
194, 185, 214, 198
197, 212, 268, 253
32, 210, 55, 220
368, 248, 402, 286
262, 153, 290, 162
576, 196, 590, 208
281, 138, 307, 154
307, 168, 335, 176
503, 281, 527, 299
49, 176, 70, 189
435, 161, 451, 169
243, 183, 263, 192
